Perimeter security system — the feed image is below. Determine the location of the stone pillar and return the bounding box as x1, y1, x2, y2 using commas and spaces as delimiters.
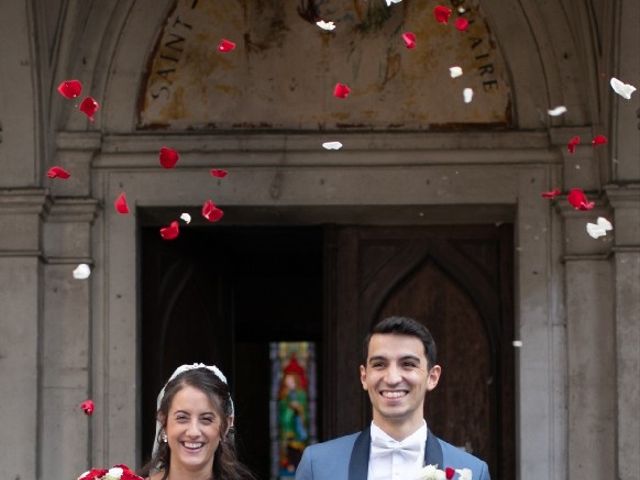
0, 188, 48, 480
40, 197, 99, 480
558, 199, 616, 479
606, 185, 640, 480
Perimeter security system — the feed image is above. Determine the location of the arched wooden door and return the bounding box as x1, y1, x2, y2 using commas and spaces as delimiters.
325, 225, 514, 480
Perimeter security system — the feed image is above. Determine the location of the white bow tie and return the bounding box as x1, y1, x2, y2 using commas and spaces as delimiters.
371, 435, 423, 460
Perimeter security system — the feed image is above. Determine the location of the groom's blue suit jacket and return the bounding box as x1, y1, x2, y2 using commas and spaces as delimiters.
295, 427, 490, 480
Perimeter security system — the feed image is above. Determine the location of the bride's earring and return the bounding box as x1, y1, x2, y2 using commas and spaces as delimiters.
161, 431, 168, 443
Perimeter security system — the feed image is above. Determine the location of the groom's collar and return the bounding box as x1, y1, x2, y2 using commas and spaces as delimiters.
348, 425, 443, 480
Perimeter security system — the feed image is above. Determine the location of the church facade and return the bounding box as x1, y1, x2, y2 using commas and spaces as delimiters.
0, 1, 638, 479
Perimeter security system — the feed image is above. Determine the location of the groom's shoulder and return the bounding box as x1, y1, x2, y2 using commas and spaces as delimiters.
436, 437, 488, 471
304, 432, 360, 457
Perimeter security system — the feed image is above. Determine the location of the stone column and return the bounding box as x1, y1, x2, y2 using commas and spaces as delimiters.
0, 188, 48, 480
606, 185, 640, 480
558, 199, 616, 480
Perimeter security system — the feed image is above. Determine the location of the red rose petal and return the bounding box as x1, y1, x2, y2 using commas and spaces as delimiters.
160, 220, 180, 240
454, 17, 469, 31
541, 188, 561, 199
333, 82, 351, 99
202, 199, 224, 223
591, 134, 608, 146
114, 192, 129, 214
79, 97, 100, 121
567, 135, 581, 154
567, 188, 595, 211
445, 467, 456, 480
402, 32, 416, 49
159, 147, 179, 169
56, 80, 83, 99
434, 5, 453, 24
79, 469, 109, 480
80, 399, 95, 416
218, 38, 236, 52
47, 166, 71, 179
210, 169, 228, 178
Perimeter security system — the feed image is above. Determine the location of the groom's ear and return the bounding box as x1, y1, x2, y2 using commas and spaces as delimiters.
359, 364, 367, 390
426, 364, 441, 392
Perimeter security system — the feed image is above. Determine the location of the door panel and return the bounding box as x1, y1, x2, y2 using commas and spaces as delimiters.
326, 225, 514, 480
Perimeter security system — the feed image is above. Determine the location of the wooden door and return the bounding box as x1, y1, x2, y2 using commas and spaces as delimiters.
325, 225, 514, 479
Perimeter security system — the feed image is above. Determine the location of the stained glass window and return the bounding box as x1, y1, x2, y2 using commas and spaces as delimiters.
270, 342, 317, 480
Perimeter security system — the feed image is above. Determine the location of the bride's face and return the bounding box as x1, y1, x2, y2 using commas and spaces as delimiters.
165, 385, 224, 474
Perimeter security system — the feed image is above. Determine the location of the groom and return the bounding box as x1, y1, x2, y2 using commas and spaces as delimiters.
295, 316, 490, 480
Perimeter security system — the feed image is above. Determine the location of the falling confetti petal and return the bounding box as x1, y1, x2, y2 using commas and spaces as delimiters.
202, 200, 224, 223
79, 97, 100, 121
548, 106, 568, 116
609, 77, 637, 100
57, 80, 82, 99
180, 213, 192, 224
160, 221, 180, 240
454, 17, 469, 31
385, 0, 402, 5
47, 166, 71, 179
80, 399, 95, 416
567, 188, 595, 211
586, 217, 613, 239
512, 340, 523, 348
322, 141, 343, 150
567, 135, 580, 154
333, 83, 351, 99
210, 169, 228, 178
434, 5, 452, 24
592, 135, 608, 146
402, 32, 416, 49
159, 147, 179, 169
463, 88, 474, 103
449, 66, 463, 78
445, 467, 456, 479
218, 39, 236, 52
316, 20, 336, 31
541, 188, 561, 199
72, 264, 91, 280
114, 193, 129, 214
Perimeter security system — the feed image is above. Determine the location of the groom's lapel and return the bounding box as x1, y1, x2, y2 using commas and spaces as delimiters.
348, 427, 371, 480
424, 429, 444, 468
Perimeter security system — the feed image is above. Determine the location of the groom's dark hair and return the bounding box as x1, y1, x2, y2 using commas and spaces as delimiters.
363, 316, 438, 369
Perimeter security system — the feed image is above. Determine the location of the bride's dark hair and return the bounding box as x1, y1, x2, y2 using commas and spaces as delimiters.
138, 368, 254, 480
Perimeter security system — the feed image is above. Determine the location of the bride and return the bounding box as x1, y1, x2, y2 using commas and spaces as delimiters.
139, 364, 254, 480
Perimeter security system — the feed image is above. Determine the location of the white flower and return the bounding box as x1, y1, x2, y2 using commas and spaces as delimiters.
416, 465, 446, 480
463, 88, 474, 103
105, 467, 124, 479
322, 141, 343, 150
456, 468, 473, 480
586, 217, 613, 239
72, 263, 91, 280
316, 20, 336, 31
385, 0, 402, 5
610, 77, 637, 100
449, 66, 463, 78
547, 105, 567, 116
180, 212, 192, 224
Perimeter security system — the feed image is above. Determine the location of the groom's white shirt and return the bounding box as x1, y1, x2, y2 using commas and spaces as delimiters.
368, 420, 427, 480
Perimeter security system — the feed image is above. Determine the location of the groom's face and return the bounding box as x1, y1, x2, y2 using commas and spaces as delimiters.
360, 333, 441, 430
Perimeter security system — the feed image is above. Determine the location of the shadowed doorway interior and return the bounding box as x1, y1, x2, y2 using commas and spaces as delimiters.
141, 225, 324, 479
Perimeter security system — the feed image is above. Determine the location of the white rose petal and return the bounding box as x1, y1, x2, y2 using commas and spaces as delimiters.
586, 217, 613, 239
610, 77, 637, 100
78, 471, 91, 480
449, 66, 463, 78
463, 88, 474, 103
512, 340, 523, 348
322, 141, 343, 150
106, 467, 124, 479
72, 263, 91, 280
456, 468, 473, 480
180, 212, 192, 224
315, 20, 336, 31
547, 105, 567, 116
385, 0, 402, 5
